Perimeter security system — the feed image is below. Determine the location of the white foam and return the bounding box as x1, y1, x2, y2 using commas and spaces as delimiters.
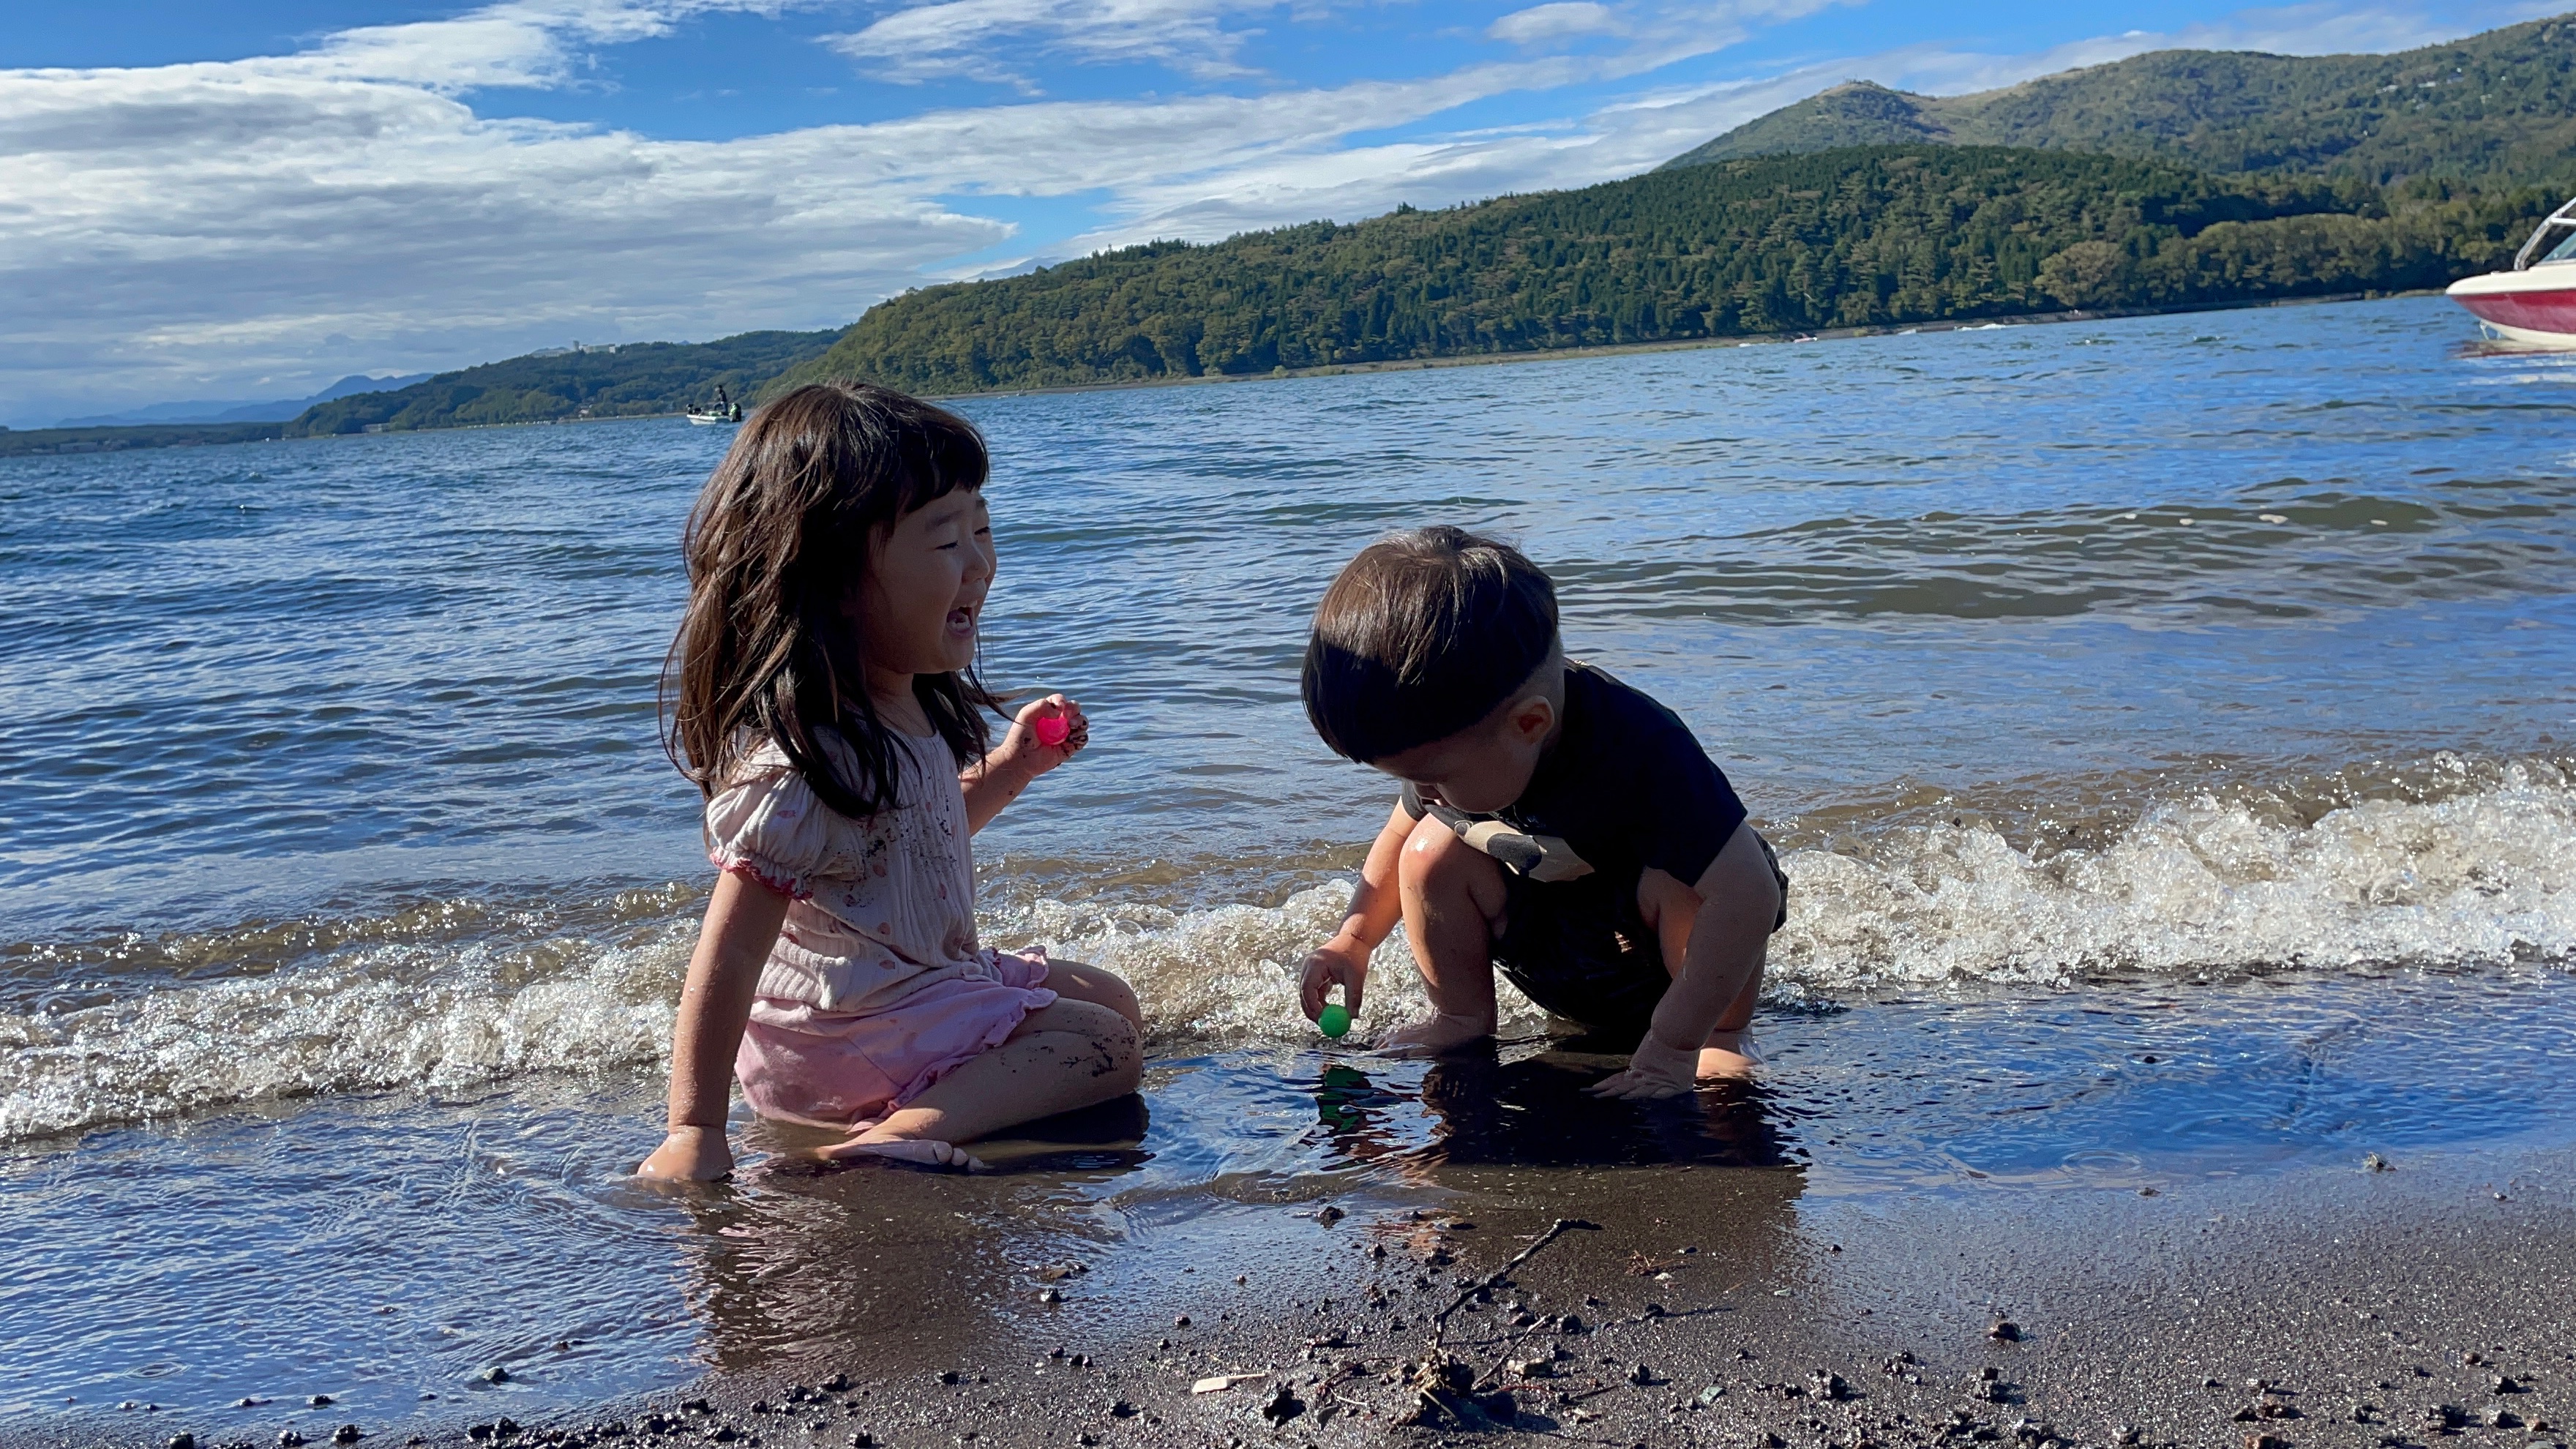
9, 766, 2572, 1142
0, 930, 692, 1142
1770, 762, 2576, 989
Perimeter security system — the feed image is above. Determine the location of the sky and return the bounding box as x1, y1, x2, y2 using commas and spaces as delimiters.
1, 0, 2562, 424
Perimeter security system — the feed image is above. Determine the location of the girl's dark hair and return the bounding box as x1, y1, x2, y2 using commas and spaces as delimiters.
663, 381, 1001, 816
1301, 525, 1560, 763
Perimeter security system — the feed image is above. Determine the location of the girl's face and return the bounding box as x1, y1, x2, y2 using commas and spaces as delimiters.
856, 487, 995, 680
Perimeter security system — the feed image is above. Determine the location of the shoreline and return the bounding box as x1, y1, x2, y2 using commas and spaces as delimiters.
916, 288, 2441, 405
14, 965, 2576, 1449
1, 288, 2449, 460
17, 1130, 2567, 1449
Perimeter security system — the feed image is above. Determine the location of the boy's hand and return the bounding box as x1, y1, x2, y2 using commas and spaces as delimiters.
1005, 694, 1090, 775
637, 1124, 734, 1182
1586, 1033, 1702, 1100
1298, 935, 1369, 1022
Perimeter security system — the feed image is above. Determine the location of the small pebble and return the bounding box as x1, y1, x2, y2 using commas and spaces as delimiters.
1988, 1319, 2021, 1342
170, 1436, 198, 1449
333, 1426, 364, 1445
311, 1396, 335, 1407
1174, 1314, 1192, 1328
480, 1366, 509, 1384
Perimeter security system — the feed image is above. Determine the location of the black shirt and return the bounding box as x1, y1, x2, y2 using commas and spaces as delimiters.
1401, 662, 1749, 888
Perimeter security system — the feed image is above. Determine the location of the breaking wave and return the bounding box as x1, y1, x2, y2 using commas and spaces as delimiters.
7, 758, 2573, 1142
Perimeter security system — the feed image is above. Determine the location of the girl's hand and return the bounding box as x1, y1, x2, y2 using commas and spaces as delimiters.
1005, 694, 1089, 776
637, 1125, 734, 1182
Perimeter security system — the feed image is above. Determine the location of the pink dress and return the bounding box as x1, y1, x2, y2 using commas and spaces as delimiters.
705, 732, 1055, 1129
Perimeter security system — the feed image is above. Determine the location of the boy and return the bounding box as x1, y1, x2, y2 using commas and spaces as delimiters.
1296, 527, 1787, 1099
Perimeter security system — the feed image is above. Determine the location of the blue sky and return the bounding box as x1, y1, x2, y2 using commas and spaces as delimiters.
1, 0, 2559, 423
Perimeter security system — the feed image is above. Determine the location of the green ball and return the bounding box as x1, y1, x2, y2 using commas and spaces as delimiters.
1318, 1003, 1352, 1039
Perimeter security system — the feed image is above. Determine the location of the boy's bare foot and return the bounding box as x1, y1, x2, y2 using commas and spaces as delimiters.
1374, 1011, 1494, 1058
1696, 1028, 1759, 1080
817, 1137, 989, 1172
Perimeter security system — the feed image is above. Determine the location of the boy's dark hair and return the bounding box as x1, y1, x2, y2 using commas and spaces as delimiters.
662, 381, 1001, 818
1302, 526, 1560, 763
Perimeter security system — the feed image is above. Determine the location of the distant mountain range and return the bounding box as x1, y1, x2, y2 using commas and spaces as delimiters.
283, 332, 837, 437
10, 14, 2573, 458
59, 372, 434, 427
1661, 16, 2576, 183
773, 14, 2576, 396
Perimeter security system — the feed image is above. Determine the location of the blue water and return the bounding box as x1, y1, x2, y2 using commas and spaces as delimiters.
4, 294, 2576, 1437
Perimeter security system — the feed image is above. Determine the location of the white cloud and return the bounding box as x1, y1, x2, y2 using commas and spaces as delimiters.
0, 0, 2551, 424
824, 0, 1281, 85
1489, 2, 1622, 45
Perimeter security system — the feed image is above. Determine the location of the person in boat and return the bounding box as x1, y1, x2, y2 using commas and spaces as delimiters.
1293, 527, 1789, 1097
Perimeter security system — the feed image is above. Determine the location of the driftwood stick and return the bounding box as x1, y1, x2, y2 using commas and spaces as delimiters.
1431, 1217, 1601, 1344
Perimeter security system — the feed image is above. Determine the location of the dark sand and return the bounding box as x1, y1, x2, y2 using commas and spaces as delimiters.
45, 1131, 2572, 1449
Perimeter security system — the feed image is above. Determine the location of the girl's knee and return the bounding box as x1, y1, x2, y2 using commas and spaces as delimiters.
1094, 1008, 1144, 1092
1045, 959, 1143, 1027
1039, 999, 1142, 1087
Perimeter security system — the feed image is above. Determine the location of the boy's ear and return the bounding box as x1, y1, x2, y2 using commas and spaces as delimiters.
1507, 692, 1555, 745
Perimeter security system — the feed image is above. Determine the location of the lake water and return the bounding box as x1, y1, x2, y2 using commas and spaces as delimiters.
6, 294, 2576, 1438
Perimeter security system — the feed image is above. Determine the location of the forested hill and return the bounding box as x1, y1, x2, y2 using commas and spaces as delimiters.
769, 145, 2543, 397
1662, 15, 2576, 186
285, 329, 840, 436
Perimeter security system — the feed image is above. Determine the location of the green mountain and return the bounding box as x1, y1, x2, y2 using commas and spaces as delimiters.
771, 144, 2536, 397
1663, 15, 2576, 187
285, 329, 841, 436
0, 420, 288, 460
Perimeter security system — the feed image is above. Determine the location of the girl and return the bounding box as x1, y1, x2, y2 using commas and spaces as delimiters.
637, 382, 1144, 1181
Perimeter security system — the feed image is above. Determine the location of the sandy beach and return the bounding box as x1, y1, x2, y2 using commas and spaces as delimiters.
32, 1115, 2564, 1449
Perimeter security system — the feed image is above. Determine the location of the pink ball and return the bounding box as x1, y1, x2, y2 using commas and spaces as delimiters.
1033, 715, 1071, 748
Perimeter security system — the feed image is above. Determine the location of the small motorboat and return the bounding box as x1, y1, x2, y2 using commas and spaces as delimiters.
686, 384, 744, 425
2446, 197, 2576, 346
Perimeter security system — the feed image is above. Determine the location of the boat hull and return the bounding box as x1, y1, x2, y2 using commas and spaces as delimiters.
2446, 267, 2576, 347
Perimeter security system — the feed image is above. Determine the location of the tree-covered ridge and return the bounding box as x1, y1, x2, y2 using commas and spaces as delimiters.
1663, 14, 2576, 187
0, 420, 286, 459
771, 145, 2544, 397
286, 329, 841, 436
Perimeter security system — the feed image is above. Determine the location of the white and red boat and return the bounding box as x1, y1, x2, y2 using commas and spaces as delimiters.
2447, 197, 2576, 346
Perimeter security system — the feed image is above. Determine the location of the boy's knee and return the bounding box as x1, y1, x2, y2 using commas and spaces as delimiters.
1397, 815, 1494, 891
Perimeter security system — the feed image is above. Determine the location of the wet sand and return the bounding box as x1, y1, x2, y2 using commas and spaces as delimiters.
34, 1104, 2572, 1449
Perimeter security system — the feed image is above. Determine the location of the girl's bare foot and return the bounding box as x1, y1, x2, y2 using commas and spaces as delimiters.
816, 1137, 988, 1172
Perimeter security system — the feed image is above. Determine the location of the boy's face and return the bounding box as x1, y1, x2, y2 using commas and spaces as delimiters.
1369, 690, 1557, 815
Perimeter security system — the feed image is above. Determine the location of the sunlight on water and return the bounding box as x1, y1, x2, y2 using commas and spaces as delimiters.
4, 295, 2576, 1430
